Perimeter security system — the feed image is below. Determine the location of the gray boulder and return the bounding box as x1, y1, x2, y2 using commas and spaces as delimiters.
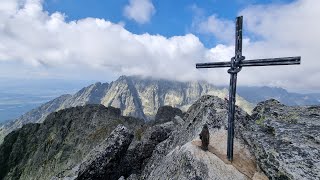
243, 99, 320, 180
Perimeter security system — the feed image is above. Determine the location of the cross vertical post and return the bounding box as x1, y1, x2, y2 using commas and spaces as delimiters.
227, 16, 244, 161
195, 16, 301, 162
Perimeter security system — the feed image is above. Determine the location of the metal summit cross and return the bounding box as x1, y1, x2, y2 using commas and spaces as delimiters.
196, 16, 301, 162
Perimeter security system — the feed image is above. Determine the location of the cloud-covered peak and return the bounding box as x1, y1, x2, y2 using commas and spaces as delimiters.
123, 0, 155, 24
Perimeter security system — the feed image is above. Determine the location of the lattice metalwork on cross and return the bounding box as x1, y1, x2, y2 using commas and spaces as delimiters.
196, 16, 301, 162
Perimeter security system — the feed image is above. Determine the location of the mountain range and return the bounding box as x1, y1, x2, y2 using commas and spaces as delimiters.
0, 75, 253, 143
1, 75, 319, 144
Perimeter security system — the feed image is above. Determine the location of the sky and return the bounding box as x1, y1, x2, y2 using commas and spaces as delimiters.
0, 0, 319, 93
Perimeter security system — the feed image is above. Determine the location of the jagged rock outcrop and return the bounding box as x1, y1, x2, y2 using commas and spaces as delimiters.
113, 105, 183, 178
0, 104, 143, 180
76, 125, 134, 180
0, 76, 253, 143
243, 99, 320, 180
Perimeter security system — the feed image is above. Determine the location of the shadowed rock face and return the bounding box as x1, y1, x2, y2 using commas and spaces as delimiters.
0, 104, 143, 180
153, 105, 183, 125
117, 122, 175, 178
76, 125, 134, 180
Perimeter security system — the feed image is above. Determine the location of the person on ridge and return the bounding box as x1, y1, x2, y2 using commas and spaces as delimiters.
199, 124, 210, 151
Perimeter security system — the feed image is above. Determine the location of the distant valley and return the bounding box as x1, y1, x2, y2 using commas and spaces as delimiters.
0, 92, 57, 123
0, 78, 95, 123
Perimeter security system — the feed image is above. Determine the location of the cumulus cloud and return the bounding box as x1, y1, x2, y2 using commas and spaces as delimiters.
195, 0, 320, 92
123, 0, 155, 24
0, 0, 206, 82
0, 0, 319, 92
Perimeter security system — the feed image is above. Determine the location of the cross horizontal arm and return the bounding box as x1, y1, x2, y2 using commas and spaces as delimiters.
196, 61, 231, 68
241, 56, 301, 67
196, 56, 301, 69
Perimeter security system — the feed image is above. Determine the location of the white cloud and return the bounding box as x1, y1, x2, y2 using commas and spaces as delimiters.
0, 0, 319, 93
123, 0, 155, 24
0, 0, 206, 82
195, 15, 234, 44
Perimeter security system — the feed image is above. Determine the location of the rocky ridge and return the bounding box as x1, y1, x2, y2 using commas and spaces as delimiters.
140, 95, 259, 180
0, 104, 143, 180
138, 96, 320, 180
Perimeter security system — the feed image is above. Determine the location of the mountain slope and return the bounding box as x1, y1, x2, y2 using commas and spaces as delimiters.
59, 82, 109, 109
0, 104, 143, 180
